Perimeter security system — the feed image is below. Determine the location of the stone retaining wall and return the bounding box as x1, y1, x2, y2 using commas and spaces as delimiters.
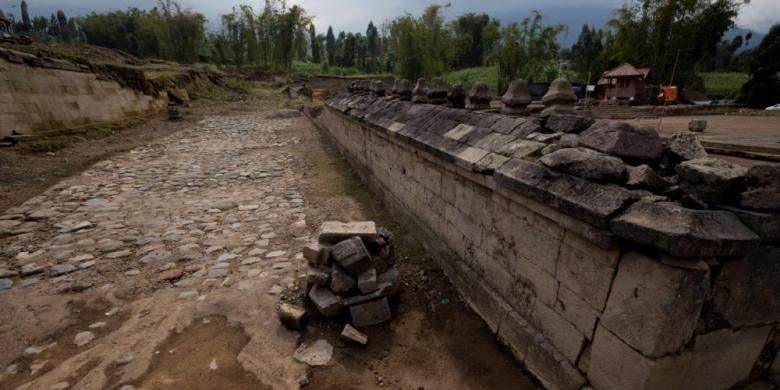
316, 92, 779, 390
0, 50, 165, 136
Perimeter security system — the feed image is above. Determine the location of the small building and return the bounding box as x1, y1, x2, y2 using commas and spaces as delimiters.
597, 63, 651, 102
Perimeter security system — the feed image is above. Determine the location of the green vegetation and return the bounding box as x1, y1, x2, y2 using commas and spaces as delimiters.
442, 66, 498, 94
741, 24, 780, 107
699, 72, 749, 98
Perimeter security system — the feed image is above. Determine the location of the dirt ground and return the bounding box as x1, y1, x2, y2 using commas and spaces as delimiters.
0, 96, 538, 390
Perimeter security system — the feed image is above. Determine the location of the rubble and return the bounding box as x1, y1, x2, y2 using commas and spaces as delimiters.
278, 303, 308, 330
340, 324, 368, 346
350, 297, 392, 327
293, 340, 333, 366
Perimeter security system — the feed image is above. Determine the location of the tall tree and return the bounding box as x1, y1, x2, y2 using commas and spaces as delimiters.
366, 21, 378, 71
310, 24, 321, 63
450, 13, 499, 68
20, 0, 31, 32
325, 26, 336, 65
740, 24, 780, 108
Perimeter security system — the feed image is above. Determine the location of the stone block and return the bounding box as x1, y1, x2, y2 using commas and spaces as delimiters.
667, 133, 708, 160
545, 114, 594, 134
303, 241, 329, 265
341, 324, 368, 345
357, 268, 378, 294
508, 256, 558, 308
278, 303, 308, 330
305, 266, 330, 288
578, 121, 663, 160
449, 261, 511, 333
531, 301, 586, 363
376, 266, 399, 296
588, 325, 692, 390
716, 205, 780, 245
556, 241, 616, 311
330, 236, 372, 276
555, 285, 600, 338
318, 221, 377, 243
497, 310, 534, 362
350, 297, 392, 327
711, 247, 780, 327
525, 334, 588, 390
682, 326, 771, 390
676, 158, 747, 203
611, 201, 760, 257
540, 147, 627, 183
309, 285, 343, 318
601, 252, 709, 357
496, 140, 545, 159
329, 264, 356, 293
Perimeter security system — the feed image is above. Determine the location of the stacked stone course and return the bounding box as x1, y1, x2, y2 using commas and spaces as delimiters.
318, 79, 779, 390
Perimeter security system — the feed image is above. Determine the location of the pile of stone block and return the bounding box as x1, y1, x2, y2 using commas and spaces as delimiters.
301, 221, 399, 330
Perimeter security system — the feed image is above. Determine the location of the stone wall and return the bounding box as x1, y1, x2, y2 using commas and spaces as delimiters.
316, 91, 779, 390
0, 49, 166, 136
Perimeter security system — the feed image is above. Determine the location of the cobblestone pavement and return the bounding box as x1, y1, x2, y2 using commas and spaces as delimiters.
0, 114, 310, 389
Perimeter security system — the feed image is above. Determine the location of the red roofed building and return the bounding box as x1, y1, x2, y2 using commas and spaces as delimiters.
597, 63, 652, 102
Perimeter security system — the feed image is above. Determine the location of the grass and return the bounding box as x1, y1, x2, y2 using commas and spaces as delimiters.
699, 72, 749, 98
290, 62, 393, 81
442, 66, 499, 95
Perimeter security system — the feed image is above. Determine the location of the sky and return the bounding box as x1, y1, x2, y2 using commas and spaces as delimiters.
2, 0, 778, 43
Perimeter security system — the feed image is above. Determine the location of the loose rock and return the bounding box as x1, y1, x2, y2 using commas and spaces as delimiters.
278, 303, 308, 330
341, 324, 369, 346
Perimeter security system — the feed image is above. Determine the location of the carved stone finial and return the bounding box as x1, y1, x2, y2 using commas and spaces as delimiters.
447, 83, 466, 109
370, 80, 386, 97
541, 78, 577, 117
412, 78, 428, 103
427, 77, 448, 105
466, 81, 491, 110
390, 79, 401, 97
398, 79, 412, 101
501, 79, 532, 115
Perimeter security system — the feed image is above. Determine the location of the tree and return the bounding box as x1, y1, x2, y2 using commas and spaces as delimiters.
20, 0, 31, 32
488, 11, 565, 92
388, 4, 451, 80
450, 13, 499, 68
310, 24, 321, 63
325, 26, 336, 65
607, 0, 739, 88
740, 24, 780, 108
366, 21, 378, 71
570, 24, 611, 81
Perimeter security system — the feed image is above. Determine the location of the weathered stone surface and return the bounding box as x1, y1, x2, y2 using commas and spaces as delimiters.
579, 121, 663, 160
530, 301, 585, 363
330, 236, 372, 276
397, 79, 412, 101
74, 331, 95, 347
545, 114, 594, 134
278, 303, 308, 330
342, 282, 394, 306
357, 268, 377, 294
370, 80, 386, 97
49, 264, 77, 277
540, 147, 627, 183
541, 78, 577, 117
667, 133, 708, 160
682, 326, 771, 389
303, 241, 329, 265
426, 77, 448, 105
501, 79, 531, 115
588, 325, 691, 390
340, 324, 368, 345
601, 252, 709, 357
318, 221, 377, 243
466, 82, 491, 110
688, 119, 707, 132
496, 159, 637, 229
611, 201, 760, 257
711, 247, 780, 327
309, 285, 343, 317
305, 266, 329, 287
350, 297, 392, 326
525, 333, 588, 390
676, 158, 748, 203
411, 78, 428, 103
447, 83, 466, 108
376, 267, 400, 296
626, 165, 672, 190
293, 339, 333, 366
716, 205, 780, 245
739, 164, 780, 212
329, 264, 356, 293
496, 140, 545, 159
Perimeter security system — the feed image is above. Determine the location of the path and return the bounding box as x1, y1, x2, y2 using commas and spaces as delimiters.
0, 111, 534, 389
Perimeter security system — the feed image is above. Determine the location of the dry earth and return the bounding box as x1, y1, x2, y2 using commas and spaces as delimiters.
0, 107, 537, 389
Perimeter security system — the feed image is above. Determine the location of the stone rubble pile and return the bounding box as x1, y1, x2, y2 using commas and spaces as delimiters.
279, 221, 399, 343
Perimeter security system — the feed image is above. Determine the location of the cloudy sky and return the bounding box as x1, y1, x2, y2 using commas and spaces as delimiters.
3, 0, 778, 42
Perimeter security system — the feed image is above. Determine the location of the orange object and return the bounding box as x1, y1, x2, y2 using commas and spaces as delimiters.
660, 85, 678, 103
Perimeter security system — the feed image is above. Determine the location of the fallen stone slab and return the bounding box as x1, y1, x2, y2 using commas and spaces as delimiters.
579, 121, 663, 160
545, 114, 594, 134
330, 236, 372, 276
278, 303, 308, 331
495, 159, 637, 229
293, 339, 333, 366
611, 201, 760, 257
715, 205, 780, 245
318, 221, 377, 243
676, 158, 747, 203
739, 164, 780, 212
350, 297, 392, 327
540, 147, 627, 183
308, 285, 343, 317
342, 282, 395, 307
341, 324, 368, 346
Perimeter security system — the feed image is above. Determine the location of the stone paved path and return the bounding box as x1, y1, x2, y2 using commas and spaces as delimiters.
0, 114, 311, 389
